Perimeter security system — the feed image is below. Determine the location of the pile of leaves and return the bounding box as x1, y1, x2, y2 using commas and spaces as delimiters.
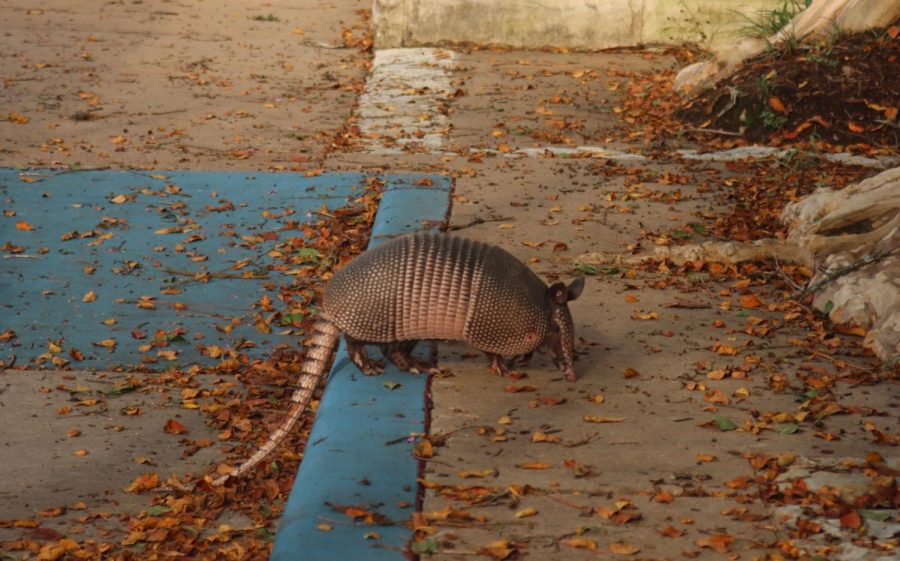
678, 21, 899, 151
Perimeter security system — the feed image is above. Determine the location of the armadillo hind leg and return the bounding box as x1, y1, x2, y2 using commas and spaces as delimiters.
345, 336, 384, 376
384, 340, 440, 375
487, 353, 513, 376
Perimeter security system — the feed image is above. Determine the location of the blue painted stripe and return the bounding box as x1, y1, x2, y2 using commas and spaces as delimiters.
0, 169, 368, 369
270, 174, 451, 561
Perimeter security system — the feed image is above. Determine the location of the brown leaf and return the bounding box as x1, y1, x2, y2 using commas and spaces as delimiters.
768, 96, 787, 114
561, 538, 598, 550
163, 419, 188, 434
517, 461, 551, 470
477, 540, 517, 560
659, 526, 684, 537
125, 472, 159, 493
695, 533, 734, 553
609, 542, 640, 554
840, 511, 861, 529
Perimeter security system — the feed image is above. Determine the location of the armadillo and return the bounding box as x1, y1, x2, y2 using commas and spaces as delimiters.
213, 232, 584, 484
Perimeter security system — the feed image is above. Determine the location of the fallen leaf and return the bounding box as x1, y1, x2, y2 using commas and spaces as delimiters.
561, 538, 598, 550
163, 419, 188, 434
517, 461, 551, 470
609, 542, 640, 555
695, 533, 734, 553
583, 416, 624, 423
125, 472, 159, 493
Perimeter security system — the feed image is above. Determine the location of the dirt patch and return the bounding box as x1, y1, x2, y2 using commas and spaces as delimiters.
677, 22, 899, 151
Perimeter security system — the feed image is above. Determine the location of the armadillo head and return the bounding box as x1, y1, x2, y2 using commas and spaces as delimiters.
545, 277, 585, 381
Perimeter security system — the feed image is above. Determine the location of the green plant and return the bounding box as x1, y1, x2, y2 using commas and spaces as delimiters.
252, 13, 279, 22
738, 0, 812, 39
760, 109, 787, 130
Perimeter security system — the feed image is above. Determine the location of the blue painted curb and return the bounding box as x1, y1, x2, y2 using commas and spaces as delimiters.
270, 174, 452, 561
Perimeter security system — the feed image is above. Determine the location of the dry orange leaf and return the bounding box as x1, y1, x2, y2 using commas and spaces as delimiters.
659, 526, 684, 538
458, 469, 496, 478
739, 294, 764, 309
517, 461, 551, 470
583, 415, 625, 423
768, 96, 787, 114
609, 542, 640, 555
695, 533, 734, 553
163, 419, 188, 434
15, 221, 34, 231
561, 538, 598, 550
125, 472, 159, 493
624, 294, 639, 303
478, 540, 517, 560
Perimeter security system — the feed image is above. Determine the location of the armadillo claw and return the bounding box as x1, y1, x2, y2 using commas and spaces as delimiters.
487, 353, 512, 377
361, 360, 385, 376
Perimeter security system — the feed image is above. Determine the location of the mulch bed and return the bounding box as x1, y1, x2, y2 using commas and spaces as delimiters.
678, 21, 899, 151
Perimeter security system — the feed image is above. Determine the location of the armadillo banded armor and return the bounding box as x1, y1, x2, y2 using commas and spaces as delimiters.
323, 233, 550, 357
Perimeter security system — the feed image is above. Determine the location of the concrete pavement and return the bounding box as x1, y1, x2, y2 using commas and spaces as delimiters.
1, 1, 897, 560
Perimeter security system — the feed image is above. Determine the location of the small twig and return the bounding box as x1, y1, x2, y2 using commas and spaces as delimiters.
160, 267, 268, 280
448, 216, 513, 231
686, 126, 742, 137
562, 432, 602, 448
809, 350, 876, 372
150, 109, 188, 116
875, 119, 900, 130
2, 254, 43, 259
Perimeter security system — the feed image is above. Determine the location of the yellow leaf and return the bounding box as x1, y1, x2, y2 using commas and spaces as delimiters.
109, 194, 128, 204
591, 393, 605, 404
517, 461, 551, 469
457, 469, 496, 478
562, 538, 598, 550
125, 472, 159, 493
630, 311, 658, 320
609, 542, 641, 554
82, 290, 96, 302
583, 416, 625, 423
110, 134, 127, 144
515, 507, 538, 518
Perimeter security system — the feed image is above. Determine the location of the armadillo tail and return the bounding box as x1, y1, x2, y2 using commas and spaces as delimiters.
212, 317, 341, 486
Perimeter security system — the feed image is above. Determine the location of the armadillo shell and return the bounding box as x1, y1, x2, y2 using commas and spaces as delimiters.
323, 232, 550, 357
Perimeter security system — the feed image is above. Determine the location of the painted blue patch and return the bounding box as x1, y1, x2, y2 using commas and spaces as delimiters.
271, 175, 451, 561
0, 169, 369, 369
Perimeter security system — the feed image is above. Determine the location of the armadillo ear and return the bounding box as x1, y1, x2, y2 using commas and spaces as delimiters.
567, 277, 585, 301
548, 282, 569, 304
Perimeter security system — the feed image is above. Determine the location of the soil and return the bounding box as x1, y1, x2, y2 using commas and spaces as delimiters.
677, 21, 900, 152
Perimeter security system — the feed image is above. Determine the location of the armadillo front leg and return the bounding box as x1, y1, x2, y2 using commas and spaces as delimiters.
385, 340, 441, 374
345, 336, 384, 375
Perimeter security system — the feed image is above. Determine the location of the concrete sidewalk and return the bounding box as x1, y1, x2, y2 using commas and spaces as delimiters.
327, 47, 899, 561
